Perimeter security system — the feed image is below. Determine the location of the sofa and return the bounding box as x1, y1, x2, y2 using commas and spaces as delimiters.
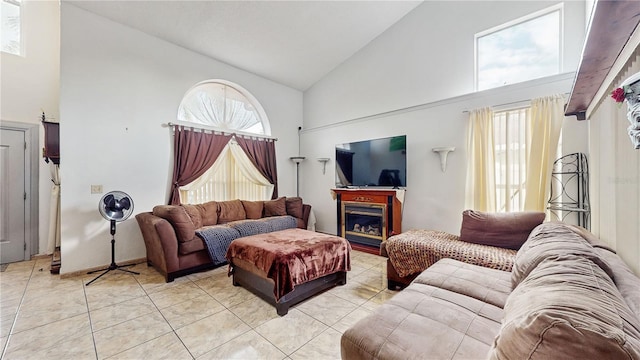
135, 197, 311, 282
382, 210, 545, 289
341, 221, 640, 359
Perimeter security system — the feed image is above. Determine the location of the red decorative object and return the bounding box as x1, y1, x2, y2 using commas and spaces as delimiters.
611, 87, 626, 102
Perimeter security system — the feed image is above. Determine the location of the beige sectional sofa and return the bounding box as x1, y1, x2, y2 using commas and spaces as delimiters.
341, 222, 640, 359
135, 197, 311, 282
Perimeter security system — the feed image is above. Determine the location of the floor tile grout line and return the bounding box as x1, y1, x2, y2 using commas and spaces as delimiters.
1, 250, 390, 359
0, 260, 37, 359
82, 274, 100, 360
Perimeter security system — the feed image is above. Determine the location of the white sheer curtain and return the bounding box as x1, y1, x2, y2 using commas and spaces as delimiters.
178, 83, 264, 134
465, 107, 497, 212
180, 139, 274, 203
46, 164, 61, 254
524, 95, 565, 211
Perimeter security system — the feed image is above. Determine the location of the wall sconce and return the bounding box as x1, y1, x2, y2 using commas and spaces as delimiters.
290, 156, 305, 196
317, 158, 330, 174
432, 147, 455, 172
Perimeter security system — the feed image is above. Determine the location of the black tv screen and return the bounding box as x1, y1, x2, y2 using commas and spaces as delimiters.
335, 135, 406, 188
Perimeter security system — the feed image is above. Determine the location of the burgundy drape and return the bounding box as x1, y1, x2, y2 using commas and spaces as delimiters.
236, 136, 279, 199
169, 126, 232, 204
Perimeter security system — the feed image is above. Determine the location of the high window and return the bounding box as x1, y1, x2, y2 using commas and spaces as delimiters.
1, 0, 22, 55
175, 80, 276, 204
475, 4, 563, 91
177, 80, 270, 136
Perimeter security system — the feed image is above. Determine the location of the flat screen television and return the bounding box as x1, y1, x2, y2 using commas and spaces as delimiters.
335, 135, 406, 188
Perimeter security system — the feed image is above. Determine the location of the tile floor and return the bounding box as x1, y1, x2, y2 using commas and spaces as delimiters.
0, 250, 397, 359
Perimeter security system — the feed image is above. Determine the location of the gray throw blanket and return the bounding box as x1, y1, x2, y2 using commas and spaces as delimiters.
196, 226, 241, 265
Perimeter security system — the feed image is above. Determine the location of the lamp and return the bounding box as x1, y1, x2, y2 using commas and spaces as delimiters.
290, 156, 305, 196
317, 158, 330, 174
432, 147, 455, 172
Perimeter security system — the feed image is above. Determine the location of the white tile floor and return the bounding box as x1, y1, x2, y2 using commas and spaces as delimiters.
0, 250, 396, 359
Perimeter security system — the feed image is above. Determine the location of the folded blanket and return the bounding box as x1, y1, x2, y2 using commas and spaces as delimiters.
196, 226, 241, 265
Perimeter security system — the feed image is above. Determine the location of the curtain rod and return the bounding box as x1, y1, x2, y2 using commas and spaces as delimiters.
166, 122, 278, 141
462, 93, 569, 113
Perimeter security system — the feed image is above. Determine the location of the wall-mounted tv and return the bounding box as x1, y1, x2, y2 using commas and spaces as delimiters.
335, 135, 406, 188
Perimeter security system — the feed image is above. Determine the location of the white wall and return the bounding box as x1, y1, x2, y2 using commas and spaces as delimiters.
1, 0, 60, 255
301, 0, 587, 236
59, 4, 302, 274
588, 50, 640, 275
304, 1, 585, 129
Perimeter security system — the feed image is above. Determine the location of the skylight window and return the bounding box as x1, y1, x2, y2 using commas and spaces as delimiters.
475, 4, 562, 91
1, 0, 22, 56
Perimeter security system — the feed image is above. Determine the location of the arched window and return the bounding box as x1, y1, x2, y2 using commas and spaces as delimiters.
175, 80, 276, 203
177, 80, 271, 135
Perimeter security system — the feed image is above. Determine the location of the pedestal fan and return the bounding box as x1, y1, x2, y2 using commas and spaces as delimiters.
86, 191, 139, 286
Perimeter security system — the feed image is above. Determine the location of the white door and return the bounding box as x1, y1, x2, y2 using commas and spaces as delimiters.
0, 128, 26, 264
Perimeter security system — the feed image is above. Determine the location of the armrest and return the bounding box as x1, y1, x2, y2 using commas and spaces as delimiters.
135, 212, 180, 277
380, 241, 389, 257
302, 204, 312, 229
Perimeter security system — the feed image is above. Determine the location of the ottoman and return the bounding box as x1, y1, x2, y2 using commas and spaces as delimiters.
226, 228, 351, 315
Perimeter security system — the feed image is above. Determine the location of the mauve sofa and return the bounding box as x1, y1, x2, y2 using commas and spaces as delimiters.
341, 222, 640, 359
136, 197, 311, 282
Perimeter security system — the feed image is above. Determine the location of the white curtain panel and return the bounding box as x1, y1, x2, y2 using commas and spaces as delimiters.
524, 95, 565, 211
46, 164, 61, 254
180, 139, 273, 203
465, 107, 497, 212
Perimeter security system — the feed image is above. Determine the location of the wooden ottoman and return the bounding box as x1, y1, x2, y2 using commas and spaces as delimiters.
226, 228, 351, 315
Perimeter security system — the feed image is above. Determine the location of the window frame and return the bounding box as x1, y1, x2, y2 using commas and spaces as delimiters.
1, 0, 23, 56
474, 3, 564, 91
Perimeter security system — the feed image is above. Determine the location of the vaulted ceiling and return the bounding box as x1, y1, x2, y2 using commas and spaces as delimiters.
67, 1, 422, 91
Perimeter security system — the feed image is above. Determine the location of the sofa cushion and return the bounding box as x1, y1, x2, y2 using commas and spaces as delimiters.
152, 205, 195, 243
596, 247, 640, 318
196, 201, 218, 226
285, 197, 304, 219
241, 200, 264, 220
264, 197, 287, 217
512, 222, 614, 288
459, 210, 545, 250
413, 258, 513, 309
217, 200, 246, 223
490, 255, 640, 359
181, 204, 203, 229
178, 237, 206, 255
341, 282, 504, 360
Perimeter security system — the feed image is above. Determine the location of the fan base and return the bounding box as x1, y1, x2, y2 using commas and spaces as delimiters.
86, 263, 139, 286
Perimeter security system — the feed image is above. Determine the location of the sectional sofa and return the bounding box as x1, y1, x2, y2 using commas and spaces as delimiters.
341, 222, 640, 359
135, 197, 311, 282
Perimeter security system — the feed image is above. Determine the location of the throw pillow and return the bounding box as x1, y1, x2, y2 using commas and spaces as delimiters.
181, 204, 203, 229
241, 200, 264, 219
152, 205, 195, 242
285, 197, 304, 219
217, 199, 246, 223
196, 201, 218, 226
459, 210, 545, 250
263, 197, 287, 217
